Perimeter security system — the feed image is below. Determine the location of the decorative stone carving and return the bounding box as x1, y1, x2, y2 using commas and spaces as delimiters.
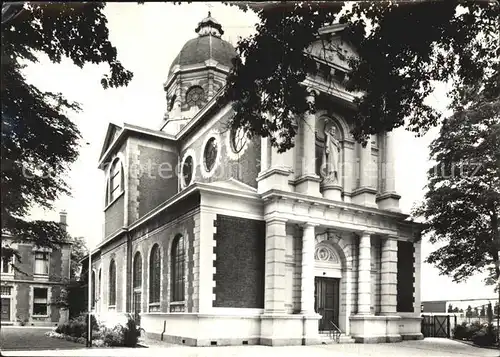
314, 242, 340, 264
316, 119, 342, 185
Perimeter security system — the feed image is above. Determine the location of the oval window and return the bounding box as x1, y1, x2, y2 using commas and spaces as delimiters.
182, 155, 193, 186
204, 137, 218, 172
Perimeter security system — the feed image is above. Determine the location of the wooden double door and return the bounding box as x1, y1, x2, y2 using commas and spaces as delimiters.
314, 277, 340, 332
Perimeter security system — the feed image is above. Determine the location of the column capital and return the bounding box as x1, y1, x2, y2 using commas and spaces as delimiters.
359, 231, 374, 238
301, 222, 319, 229
385, 234, 399, 241
306, 87, 320, 98
266, 217, 288, 225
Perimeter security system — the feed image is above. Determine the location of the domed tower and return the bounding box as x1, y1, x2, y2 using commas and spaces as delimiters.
160, 13, 237, 134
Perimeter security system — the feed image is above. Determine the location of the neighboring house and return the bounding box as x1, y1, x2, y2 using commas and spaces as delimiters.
83, 14, 423, 346
0, 211, 72, 326
421, 300, 447, 313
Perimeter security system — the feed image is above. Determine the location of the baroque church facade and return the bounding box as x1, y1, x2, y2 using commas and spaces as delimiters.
87, 14, 423, 346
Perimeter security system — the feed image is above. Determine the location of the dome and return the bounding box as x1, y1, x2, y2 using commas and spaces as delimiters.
168, 13, 237, 75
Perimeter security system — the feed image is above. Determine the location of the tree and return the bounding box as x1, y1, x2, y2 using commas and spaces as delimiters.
453, 307, 459, 313
487, 302, 493, 322
50, 235, 88, 316
481, 305, 486, 317
217, 1, 500, 151
466, 305, 473, 318
413, 63, 500, 285
1, 3, 133, 260
448, 304, 454, 313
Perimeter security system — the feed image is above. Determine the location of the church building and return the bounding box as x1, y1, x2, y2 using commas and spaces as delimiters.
87, 14, 423, 346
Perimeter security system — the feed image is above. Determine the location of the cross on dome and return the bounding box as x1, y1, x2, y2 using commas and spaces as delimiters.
195, 11, 224, 37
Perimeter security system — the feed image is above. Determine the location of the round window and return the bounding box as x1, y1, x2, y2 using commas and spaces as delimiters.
230, 127, 247, 153
182, 155, 193, 186
186, 86, 205, 108
203, 137, 218, 172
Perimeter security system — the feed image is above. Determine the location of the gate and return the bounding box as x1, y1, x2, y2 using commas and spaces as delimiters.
421, 314, 456, 338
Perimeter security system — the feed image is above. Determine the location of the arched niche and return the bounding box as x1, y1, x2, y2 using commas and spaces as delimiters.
315, 115, 346, 187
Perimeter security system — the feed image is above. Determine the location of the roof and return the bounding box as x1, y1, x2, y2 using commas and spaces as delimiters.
168, 34, 236, 75
167, 13, 236, 75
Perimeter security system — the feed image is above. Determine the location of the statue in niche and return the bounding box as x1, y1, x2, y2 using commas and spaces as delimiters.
316, 122, 341, 183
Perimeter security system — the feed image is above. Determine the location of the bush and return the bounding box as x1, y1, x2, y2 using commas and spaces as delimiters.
50, 313, 142, 347
472, 330, 495, 347
452, 322, 468, 340
55, 313, 98, 338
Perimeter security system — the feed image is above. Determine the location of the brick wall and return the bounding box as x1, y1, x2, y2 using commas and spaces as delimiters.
15, 283, 30, 321
14, 245, 33, 280
101, 238, 128, 312
137, 145, 178, 218
180, 110, 261, 188
213, 215, 265, 308
396, 240, 415, 312
130, 208, 197, 313
104, 195, 125, 238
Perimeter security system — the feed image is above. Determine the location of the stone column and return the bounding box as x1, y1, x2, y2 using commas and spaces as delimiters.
377, 131, 401, 211
380, 236, 398, 314
260, 137, 271, 172
264, 218, 287, 314
413, 240, 422, 315
301, 223, 317, 314
352, 139, 377, 207
295, 89, 321, 197
357, 232, 372, 315
257, 127, 292, 194
359, 140, 372, 188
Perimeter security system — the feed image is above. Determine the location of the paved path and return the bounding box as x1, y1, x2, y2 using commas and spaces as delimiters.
0, 326, 84, 351
2, 338, 499, 357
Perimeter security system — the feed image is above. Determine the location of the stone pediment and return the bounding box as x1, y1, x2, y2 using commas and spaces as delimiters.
205, 178, 258, 194
306, 35, 358, 71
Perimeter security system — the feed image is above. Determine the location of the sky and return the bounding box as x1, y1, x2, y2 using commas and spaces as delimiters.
22, 2, 495, 302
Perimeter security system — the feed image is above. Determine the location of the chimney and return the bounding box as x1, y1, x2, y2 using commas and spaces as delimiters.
59, 210, 67, 231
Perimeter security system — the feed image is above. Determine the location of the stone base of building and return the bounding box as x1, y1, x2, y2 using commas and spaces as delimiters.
140, 312, 422, 346
141, 312, 322, 347
349, 314, 422, 344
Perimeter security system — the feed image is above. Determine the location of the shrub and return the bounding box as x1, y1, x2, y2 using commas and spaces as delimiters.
55, 313, 98, 338
122, 318, 143, 347
472, 330, 495, 347
452, 322, 468, 340
102, 326, 124, 347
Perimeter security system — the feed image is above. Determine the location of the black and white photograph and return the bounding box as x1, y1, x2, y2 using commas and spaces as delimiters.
1, 1, 499, 356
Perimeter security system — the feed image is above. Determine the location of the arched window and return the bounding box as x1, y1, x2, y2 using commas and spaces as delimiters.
108, 158, 123, 203
149, 245, 161, 305
133, 252, 142, 289
91, 271, 96, 309
171, 235, 185, 302
109, 260, 116, 307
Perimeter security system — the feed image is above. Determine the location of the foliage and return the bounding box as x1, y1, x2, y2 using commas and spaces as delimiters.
51, 313, 141, 347
1, 2, 132, 258
68, 235, 87, 280
213, 1, 500, 152
55, 313, 98, 338
413, 58, 500, 284
16, 313, 29, 326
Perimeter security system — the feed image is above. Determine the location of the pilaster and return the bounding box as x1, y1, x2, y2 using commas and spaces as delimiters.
300, 223, 318, 314
295, 89, 321, 197
357, 232, 372, 315
380, 236, 398, 314
377, 131, 401, 211
257, 136, 293, 194
413, 240, 421, 315
264, 218, 288, 314
352, 140, 377, 207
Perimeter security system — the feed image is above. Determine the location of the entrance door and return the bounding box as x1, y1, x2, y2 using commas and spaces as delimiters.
1, 298, 10, 321
314, 277, 340, 332
133, 292, 141, 325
